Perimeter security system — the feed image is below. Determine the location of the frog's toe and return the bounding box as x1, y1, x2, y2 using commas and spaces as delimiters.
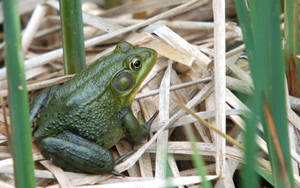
145, 110, 159, 130
115, 150, 134, 164
39, 136, 114, 174
112, 170, 125, 176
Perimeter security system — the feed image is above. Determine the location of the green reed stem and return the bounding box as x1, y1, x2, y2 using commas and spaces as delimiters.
3, 0, 36, 187
59, 0, 86, 74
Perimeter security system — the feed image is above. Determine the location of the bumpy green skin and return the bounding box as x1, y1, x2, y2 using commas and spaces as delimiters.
31, 42, 157, 174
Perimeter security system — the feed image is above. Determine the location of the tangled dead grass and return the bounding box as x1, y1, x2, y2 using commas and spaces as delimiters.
0, 0, 300, 187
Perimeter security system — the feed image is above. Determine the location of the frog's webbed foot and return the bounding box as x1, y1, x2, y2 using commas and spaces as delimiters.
38, 130, 114, 174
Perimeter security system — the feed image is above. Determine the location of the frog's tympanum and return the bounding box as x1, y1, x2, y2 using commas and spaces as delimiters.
30, 42, 158, 174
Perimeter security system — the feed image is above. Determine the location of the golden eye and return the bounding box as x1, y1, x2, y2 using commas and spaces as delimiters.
130, 58, 141, 70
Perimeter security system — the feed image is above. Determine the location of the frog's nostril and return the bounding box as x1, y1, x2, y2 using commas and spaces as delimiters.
142, 51, 151, 58
146, 50, 156, 58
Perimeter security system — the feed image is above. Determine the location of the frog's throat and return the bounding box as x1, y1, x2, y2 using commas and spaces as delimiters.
118, 79, 141, 107
127, 81, 141, 104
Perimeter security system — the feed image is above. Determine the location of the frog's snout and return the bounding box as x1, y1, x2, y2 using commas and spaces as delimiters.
145, 48, 157, 60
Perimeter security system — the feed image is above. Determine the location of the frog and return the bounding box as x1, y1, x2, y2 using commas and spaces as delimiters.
30, 42, 158, 174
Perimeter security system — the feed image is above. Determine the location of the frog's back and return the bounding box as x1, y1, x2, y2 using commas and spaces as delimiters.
60, 89, 125, 149
33, 49, 128, 146
58, 53, 125, 107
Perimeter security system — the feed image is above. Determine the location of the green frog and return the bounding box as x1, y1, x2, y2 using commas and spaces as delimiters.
30, 42, 158, 174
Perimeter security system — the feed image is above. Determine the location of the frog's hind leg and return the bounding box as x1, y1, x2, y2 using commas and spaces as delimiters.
38, 130, 114, 174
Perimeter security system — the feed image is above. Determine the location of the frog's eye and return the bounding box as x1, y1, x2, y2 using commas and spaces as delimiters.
130, 58, 141, 70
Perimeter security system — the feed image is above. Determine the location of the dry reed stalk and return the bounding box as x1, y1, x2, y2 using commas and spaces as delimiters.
22, 4, 48, 54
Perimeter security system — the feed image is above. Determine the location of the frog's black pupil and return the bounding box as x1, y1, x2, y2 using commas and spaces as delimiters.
134, 60, 140, 67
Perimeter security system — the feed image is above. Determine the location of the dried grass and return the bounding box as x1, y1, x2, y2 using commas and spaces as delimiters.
0, 0, 300, 187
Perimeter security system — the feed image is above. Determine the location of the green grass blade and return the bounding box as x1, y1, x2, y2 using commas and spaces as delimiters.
184, 125, 212, 188
234, 1, 259, 187
284, 0, 300, 95
284, 0, 299, 60
165, 155, 173, 188
255, 166, 274, 187
3, 0, 36, 187
234, 0, 255, 65
59, 0, 86, 74
236, 0, 295, 187
251, 0, 294, 187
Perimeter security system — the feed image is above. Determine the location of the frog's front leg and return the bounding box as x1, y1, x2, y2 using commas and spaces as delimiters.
121, 107, 159, 143
30, 87, 51, 124
38, 130, 114, 174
